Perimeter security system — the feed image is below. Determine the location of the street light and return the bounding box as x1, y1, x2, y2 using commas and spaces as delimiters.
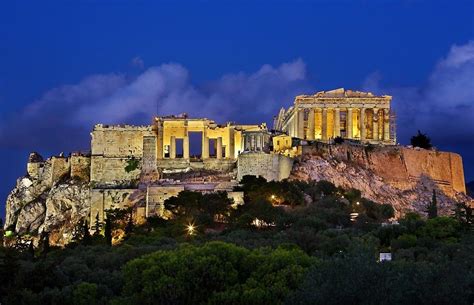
271, 195, 276, 200
186, 223, 196, 236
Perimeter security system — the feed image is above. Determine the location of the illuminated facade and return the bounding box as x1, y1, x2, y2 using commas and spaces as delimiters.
274, 88, 396, 144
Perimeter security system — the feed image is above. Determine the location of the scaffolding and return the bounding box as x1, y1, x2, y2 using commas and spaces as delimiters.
389, 110, 397, 144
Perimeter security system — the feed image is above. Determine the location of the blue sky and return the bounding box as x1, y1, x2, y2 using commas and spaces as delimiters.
1, 0, 473, 216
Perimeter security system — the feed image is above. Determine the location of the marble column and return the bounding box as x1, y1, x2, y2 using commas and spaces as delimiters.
216, 137, 223, 159
156, 120, 164, 159
383, 110, 390, 142
322, 108, 328, 141
307, 109, 315, 140
202, 128, 209, 159
360, 108, 366, 141
293, 111, 298, 137
183, 134, 190, 159
372, 108, 380, 141
373, 109, 379, 141
170, 136, 176, 159
227, 126, 235, 159
347, 108, 353, 139
334, 108, 341, 137
298, 109, 305, 139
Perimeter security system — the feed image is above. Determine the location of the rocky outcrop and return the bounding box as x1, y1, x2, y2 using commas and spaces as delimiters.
290, 143, 472, 216
5, 154, 91, 246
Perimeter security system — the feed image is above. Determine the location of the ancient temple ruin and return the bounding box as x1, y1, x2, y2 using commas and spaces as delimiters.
273, 88, 396, 144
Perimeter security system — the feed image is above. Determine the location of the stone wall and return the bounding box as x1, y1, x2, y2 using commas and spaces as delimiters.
90, 156, 141, 186
90, 188, 145, 225
50, 157, 70, 185
70, 155, 91, 181
237, 152, 294, 181
301, 143, 466, 195
91, 125, 153, 157
146, 185, 185, 217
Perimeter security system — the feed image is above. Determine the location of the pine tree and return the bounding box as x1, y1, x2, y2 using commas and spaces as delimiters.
93, 213, 102, 236
427, 190, 438, 219
82, 220, 91, 245
104, 216, 112, 246
40, 231, 50, 256
125, 210, 134, 237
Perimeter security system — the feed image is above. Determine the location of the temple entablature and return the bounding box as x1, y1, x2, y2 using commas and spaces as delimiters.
274, 88, 396, 145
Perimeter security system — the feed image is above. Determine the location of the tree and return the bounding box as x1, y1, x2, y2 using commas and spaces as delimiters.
125, 210, 134, 237
452, 202, 473, 229
93, 213, 102, 236
104, 216, 112, 246
426, 190, 438, 219
82, 220, 91, 245
333, 136, 344, 144
121, 242, 313, 305
410, 130, 432, 149
39, 231, 50, 255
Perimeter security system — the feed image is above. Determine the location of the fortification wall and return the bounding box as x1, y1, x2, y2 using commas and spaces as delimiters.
90, 156, 141, 186
91, 125, 154, 157
50, 157, 70, 184
237, 152, 294, 181
301, 143, 466, 195
70, 155, 91, 181
90, 188, 145, 224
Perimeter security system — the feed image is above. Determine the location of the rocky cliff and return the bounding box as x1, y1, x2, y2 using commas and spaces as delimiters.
290, 143, 472, 216
4, 144, 472, 245
4, 153, 91, 245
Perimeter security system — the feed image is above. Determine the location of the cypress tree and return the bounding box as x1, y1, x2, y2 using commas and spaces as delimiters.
125, 210, 134, 237
427, 190, 438, 219
93, 213, 102, 236
82, 220, 91, 245
104, 216, 112, 246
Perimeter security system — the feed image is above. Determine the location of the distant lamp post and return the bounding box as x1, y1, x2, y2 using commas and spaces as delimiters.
350, 212, 359, 222
186, 223, 196, 236
356, 201, 360, 206
271, 195, 276, 200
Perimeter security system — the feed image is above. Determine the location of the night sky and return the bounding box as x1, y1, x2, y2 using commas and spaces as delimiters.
1, 0, 473, 217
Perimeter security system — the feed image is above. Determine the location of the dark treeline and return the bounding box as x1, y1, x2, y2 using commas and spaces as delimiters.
0, 177, 473, 305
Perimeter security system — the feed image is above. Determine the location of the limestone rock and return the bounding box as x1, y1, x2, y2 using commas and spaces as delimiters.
290, 150, 472, 217
5, 173, 90, 245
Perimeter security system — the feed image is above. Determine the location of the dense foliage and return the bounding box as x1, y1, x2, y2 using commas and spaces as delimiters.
410, 130, 433, 149
1, 178, 473, 304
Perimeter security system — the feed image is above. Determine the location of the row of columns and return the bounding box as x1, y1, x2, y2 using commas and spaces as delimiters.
156, 120, 235, 160
168, 135, 225, 159
243, 133, 266, 151
301, 107, 390, 142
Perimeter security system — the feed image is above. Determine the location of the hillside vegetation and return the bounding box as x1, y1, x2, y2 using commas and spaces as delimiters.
1, 178, 473, 305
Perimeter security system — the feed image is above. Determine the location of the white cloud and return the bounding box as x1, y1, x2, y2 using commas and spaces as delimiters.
0, 59, 308, 151
364, 40, 474, 147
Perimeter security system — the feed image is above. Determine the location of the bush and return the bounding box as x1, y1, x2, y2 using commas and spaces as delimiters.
410, 130, 432, 149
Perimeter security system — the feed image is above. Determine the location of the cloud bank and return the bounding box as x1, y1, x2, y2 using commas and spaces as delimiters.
0, 59, 309, 152
364, 40, 474, 149
1, 42, 473, 180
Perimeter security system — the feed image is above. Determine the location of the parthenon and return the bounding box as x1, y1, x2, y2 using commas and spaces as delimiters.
273, 88, 396, 144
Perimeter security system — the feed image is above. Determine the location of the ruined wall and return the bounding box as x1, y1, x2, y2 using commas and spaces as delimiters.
90, 188, 145, 224
70, 155, 91, 181
50, 157, 70, 184
91, 156, 142, 186
146, 185, 185, 217
91, 125, 153, 157
90, 125, 153, 185
301, 143, 466, 195
237, 152, 294, 181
